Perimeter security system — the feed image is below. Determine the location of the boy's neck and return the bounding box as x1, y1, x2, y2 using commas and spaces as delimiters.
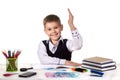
50, 37, 61, 45
51, 40, 58, 45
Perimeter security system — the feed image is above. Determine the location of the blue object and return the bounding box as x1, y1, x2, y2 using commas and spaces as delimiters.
45, 72, 79, 78
90, 74, 103, 77
54, 72, 79, 78
8, 50, 11, 58
44, 68, 54, 70
91, 69, 104, 76
44, 68, 66, 71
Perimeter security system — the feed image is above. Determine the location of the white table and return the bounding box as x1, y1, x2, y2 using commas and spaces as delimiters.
0, 64, 120, 80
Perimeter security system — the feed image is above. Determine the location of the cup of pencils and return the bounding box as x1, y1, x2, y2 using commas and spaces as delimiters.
2, 50, 21, 72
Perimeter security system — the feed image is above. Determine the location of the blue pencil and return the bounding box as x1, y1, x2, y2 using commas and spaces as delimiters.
8, 50, 11, 58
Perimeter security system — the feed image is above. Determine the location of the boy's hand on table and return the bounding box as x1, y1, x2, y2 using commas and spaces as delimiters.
65, 60, 81, 66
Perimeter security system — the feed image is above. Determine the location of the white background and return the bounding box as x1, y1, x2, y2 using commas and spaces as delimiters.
0, 0, 120, 64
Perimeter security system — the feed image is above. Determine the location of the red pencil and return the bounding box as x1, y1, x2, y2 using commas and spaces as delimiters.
2, 51, 8, 58
15, 50, 21, 58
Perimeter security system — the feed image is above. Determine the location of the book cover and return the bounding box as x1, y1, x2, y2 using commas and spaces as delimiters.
83, 56, 113, 64
82, 63, 116, 68
82, 61, 116, 67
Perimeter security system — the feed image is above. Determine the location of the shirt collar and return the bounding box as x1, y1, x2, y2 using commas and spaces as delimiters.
46, 37, 63, 43
47, 37, 64, 48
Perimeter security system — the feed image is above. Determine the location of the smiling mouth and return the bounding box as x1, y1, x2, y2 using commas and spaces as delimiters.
51, 33, 58, 36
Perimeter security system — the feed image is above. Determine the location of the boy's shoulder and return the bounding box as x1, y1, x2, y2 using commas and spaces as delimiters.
41, 40, 48, 44
42, 40, 47, 42
62, 39, 68, 42
39, 40, 48, 44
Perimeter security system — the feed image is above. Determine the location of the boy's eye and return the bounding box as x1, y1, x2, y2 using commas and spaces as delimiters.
48, 28, 51, 31
54, 27, 58, 29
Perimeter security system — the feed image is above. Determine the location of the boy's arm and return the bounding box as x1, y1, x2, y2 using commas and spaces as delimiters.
38, 41, 81, 66
68, 8, 76, 31
65, 60, 81, 66
37, 41, 66, 65
67, 9, 83, 51
65, 9, 82, 66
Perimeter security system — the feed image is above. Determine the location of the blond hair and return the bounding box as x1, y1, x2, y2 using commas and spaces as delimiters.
43, 14, 61, 27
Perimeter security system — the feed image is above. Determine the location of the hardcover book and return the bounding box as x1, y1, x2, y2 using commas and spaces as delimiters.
82, 56, 116, 71
82, 56, 113, 64
82, 64, 116, 71
82, 61, 116, 67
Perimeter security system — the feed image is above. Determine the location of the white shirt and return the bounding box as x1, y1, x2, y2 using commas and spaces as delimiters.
37, 29, 83, 65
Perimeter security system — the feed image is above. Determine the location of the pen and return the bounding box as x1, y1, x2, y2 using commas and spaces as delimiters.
3, 73, 18, 77
90, 74, 103, 77
91, 69, 104, 76
71, 68, 88, 72
56, 66, 69, 69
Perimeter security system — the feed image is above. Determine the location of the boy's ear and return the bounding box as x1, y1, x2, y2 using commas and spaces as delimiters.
60, 24, 63, 31
44, 28, 47, 34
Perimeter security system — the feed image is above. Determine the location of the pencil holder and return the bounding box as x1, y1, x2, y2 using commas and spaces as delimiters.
6, 58, 18, 72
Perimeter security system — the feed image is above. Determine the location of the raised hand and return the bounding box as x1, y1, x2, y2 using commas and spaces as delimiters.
68, 8, 76, 30
68, 8, 74, 26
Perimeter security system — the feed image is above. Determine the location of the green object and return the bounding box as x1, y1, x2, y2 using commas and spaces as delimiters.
6, 58, 18, 72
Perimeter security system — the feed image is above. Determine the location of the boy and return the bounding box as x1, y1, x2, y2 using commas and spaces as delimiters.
38, 9, 83, 66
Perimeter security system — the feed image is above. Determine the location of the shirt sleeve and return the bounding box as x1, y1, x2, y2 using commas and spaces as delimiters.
67, 29, 83, 52
37, 41, 66, 65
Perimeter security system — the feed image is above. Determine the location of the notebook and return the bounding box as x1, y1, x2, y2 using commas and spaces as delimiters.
82, 56, 113, 64
82, 64, 116, 71
82, 61, 116, 67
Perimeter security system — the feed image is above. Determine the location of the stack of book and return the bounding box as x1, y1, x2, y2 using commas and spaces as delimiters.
82, 56, 116, 71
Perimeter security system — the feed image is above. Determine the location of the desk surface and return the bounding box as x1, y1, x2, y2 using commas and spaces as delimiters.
0, 64, 120, 80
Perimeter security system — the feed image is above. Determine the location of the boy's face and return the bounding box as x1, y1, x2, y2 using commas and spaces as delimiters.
44, 22, 63, 41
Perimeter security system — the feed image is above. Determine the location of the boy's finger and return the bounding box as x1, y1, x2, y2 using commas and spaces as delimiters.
68, 8, 72, 16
